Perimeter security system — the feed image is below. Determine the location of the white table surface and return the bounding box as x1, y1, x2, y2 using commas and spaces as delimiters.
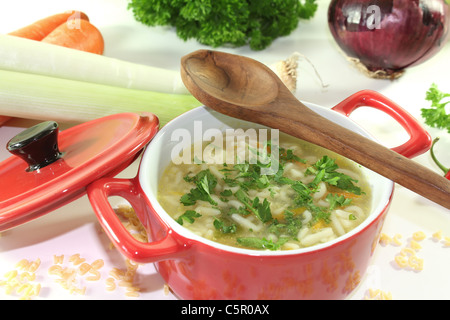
0, 0, 449, 300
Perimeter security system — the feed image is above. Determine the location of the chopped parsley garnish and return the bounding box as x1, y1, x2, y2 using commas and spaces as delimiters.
326, 193, 353, 211
305, 156, 362, 195
176, 210, 202, 225
235, 189, 272, 223
268, 210, 302, 238
237, 237, 289, 251
177, 141, 365, 250
279, 146, 306, 163
213, 218, 237, 234
180, 169, 218, 206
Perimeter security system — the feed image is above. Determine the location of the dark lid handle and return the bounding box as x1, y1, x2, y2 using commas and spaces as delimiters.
7, 121, 63, 171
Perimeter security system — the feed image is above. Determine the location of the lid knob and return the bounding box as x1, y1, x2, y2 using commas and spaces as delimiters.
7, 121, 63, 171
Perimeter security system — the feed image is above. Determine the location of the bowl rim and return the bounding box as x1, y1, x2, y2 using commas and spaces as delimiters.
139, 103, 394, 256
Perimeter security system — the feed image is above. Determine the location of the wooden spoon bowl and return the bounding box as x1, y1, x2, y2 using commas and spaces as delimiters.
181, 49, 450, 209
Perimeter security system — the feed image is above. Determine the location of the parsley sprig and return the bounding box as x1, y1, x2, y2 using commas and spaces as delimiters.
421, 83, 450, 133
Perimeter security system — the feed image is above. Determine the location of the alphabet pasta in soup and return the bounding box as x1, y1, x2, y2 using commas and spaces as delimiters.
158, 130, 372, 251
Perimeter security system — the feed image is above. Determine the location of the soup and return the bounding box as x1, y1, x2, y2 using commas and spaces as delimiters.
158, 130, 372, 251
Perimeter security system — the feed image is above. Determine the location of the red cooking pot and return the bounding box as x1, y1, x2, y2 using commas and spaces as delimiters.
87, 90, 431, 300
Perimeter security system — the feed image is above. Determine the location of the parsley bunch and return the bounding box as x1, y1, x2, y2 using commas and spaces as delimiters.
128, 0, 318, 50
421, 83, 450, 133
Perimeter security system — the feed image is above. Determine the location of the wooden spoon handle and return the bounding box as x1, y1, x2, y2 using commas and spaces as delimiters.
180, 50, 449, 209
248, 93, 450, 209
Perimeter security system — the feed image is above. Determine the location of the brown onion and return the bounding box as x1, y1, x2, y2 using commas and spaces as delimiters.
328, 0, 450, 79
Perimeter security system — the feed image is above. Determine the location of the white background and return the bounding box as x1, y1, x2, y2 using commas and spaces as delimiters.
0, 0, 449, 300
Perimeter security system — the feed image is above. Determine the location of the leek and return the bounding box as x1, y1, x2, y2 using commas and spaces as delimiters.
0, 34, 189, 94
0, 34, 302, 126
0, 69, 201, 126
0, 35, 302, 93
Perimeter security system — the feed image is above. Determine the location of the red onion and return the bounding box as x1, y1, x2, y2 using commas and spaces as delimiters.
328, 0, 450, 79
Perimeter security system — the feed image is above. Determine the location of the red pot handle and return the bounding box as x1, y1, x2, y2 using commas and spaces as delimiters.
0, 116, 11, 126
332, 90, 432, 159
87, 177, 186, 263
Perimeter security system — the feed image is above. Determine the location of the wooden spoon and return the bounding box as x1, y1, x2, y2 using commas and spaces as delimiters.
180, 49, 450, 209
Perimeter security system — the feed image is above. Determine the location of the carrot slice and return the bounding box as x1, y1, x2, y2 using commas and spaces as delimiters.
8, 10, 89, 41
41, 18, 104, 54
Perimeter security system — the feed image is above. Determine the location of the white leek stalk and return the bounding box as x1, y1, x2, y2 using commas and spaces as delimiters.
0, 35, 301, 94
0, 34, 302, 126
0, 34, 189, 94
0, 69, 201, 126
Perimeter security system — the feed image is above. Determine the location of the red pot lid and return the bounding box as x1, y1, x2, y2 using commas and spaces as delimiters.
0, 112, 159, 231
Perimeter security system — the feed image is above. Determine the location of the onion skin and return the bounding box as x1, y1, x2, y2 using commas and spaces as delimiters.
328, 0, 450, 78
